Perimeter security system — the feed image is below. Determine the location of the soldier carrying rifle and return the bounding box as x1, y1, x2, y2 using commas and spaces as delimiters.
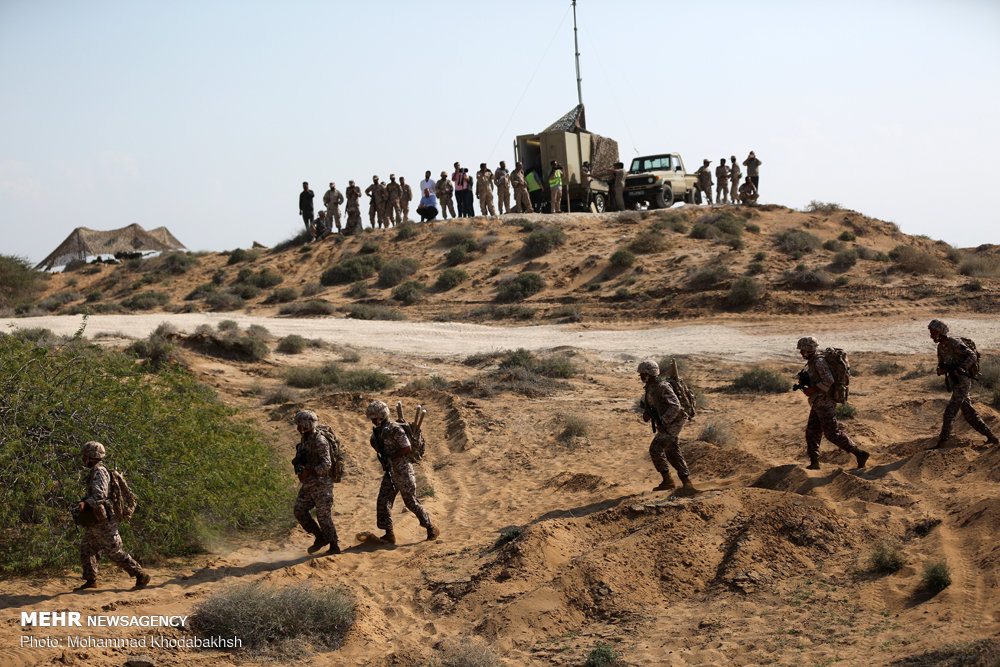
928, 319, 998, 448
637, 360, 696, 493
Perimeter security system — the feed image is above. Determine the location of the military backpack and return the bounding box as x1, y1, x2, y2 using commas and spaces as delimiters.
108, 469, 138, 521
959, 337, 981, 378
315, 424, 345, 482
821, 347, 851, 404
665, 359, 697, 420
393, 401, 428, 462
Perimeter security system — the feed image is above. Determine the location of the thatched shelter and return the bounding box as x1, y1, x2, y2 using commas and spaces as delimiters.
35, 223, 186, 270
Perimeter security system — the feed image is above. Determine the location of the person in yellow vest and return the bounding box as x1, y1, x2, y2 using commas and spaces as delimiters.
548, 160, 564, 214
526, 168, 543, 212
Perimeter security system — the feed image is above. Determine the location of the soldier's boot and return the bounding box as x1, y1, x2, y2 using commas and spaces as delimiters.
133, 572, 151, 590
807, 454, 821, 470
426, 524, 440, 541
680, 476, 696, 490
854, 449, 870, 469
307, 533, 329, 554
653, 473, 675, 491
74, 579, 97, 591
985, 433, 999, 446
934, 432, 949, 449
380, 529, 396, 545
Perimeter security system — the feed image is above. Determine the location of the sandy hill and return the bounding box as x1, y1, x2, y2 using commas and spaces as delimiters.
25, 204, 1000, 323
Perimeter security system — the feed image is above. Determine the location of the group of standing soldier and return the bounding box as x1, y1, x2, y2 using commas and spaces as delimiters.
695, 151, 762, 206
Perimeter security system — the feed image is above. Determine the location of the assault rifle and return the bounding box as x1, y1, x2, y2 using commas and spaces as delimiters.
791, 368, 812, 393
370, 426, 396, 492
939, 361, 976, 381
639, 399, 664, 434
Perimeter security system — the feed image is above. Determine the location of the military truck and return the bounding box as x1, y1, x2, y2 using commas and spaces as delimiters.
513, 105, 619, 213
623, 153, 699, 209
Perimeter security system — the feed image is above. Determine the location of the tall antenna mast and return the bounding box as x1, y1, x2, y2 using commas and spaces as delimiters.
572, 0, 583, 106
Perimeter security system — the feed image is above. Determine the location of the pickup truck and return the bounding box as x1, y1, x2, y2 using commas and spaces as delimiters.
623, 153, 698, 209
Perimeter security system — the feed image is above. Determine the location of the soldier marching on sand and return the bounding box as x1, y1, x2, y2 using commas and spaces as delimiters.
292, 410, 343, 556
794, 337, 870, 470
928, 319, 999, 448
637, 360, 696, 493
366, 400, 440, 544
436, 171, 456, 220
74, 441, 150, 591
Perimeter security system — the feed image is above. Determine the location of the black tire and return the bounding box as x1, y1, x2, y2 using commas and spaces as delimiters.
653, 186, 673, 209
592, 192, 606, 213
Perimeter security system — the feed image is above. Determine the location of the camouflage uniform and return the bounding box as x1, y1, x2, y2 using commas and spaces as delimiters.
386, 178, 402, 225
715, 162, 730, 204
510, 167, 532, 213
803, 352, 865, 463
476, 168, 496, 217
738, 179, 758, 205
580, 163, 593, 210
495, 166, 511, 215
80, 463, 144, 583
436, 173, 456, 219
293, 429, 340, 547
695, 162, 713, 204
323, 186, 344, 232
743, 153, 761, 191
612, 166, 626, 211
345, 184, 363, 234
376, 182, 390, 228
372, 421, 433, 532
936, 334, 996, 444
400, 181, 412, 222
729, 158, 741, 204
643, 376, 691, 482
365, 180, 380, 227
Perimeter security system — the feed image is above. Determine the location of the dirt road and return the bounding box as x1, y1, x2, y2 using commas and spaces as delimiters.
3, 313, 997, 362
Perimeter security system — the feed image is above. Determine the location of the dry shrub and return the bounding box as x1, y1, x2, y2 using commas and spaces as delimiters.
776, 229, 821, 255
890, 245, 945, 275
698, 418, 735, 446
628, 230, 670, 254
723, 276, 763, 310
806, 201, 842, 214
959, 254, 1000, 277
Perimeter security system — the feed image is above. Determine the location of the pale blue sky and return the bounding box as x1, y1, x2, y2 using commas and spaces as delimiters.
2, 0, 998, 264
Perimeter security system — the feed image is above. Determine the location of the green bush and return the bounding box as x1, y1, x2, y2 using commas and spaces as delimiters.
723, 276, 763, 310
238, 268, 284, 289
229, 283, 261, 300
190, 583, 353, 653
395, 221, 417, 240
891, 245, 944, 274
278, 299, 336, 316
493, 526, 522, 550
301, 281, 321, 296
264, 287, 299, 304
359, 240, 380, 254
185, 283, 216, 301
629, 230, 669, 254
831, 249, 858, 271
284, 362, 393, 391
0, 335, 289, 572
745, 222, 760, 234
776, 229, 821, 255
392, 280, 425, 304
753, 251, 767, 261
205, 291, 245, 311
496, 272, 544, 302
160, 252, 199, 275
523, 226, 567, 258
585, 643, 620, 667
271, 229, 312, 252
377, 257, 421, 288
85, 290, 104, 303
746, 262, 765, 275
320, 254, 383, 285
784, 268, 834, 290
121, 291, 170, 310
227, 248, 260, 265
922, 560, 952, 593
687, 265, 730, 291
346, 304, 405, 321
445, 247, 470, 266
211, 268, 226, 285
836, 402, 858, 419
435, 268, 469, 291
467, 304, 536, 320
732, 368, 791, 393
822, 239, 844, 252
346, 281, 369, 298
439, 225, 476, 247
276, 335, 307, 354
868, 539, 906, 574
839, 230, 856, 242
609, 249, 637, 268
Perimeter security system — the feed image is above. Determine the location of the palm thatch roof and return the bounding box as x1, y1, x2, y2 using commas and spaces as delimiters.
35, 223, 186, 270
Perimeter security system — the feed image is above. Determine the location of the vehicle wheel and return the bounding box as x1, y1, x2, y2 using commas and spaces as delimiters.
653, 186, 673, 209
592, 193, 606, 213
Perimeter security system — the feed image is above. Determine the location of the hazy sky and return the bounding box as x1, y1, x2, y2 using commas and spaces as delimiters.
2, 0, 998, 265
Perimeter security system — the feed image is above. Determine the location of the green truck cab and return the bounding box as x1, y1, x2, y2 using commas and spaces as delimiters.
624, 153, 698, 209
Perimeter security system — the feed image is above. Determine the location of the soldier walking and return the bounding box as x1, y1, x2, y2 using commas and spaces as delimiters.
715, 159, 730, 204
729, 156, 741, 204
74, 441, 150, 591
323, 182, 344, 233
637, 360, 696, 493
292, 410, 342, 555
548, 160, 564, 213
510, 162, 532, 213
495, 161, 511, 215
476, 163, 496, 217
743, 151, 761, 192
436, 171, 456, 219
344, 180, 363, 234
366, 401, 440, 544
399, 177, 412, 223
795, 337, 870, 469
695, 159, 713, 205
299, 181, 315, 231
928, 319, 998, 448
365, 176, 380, 228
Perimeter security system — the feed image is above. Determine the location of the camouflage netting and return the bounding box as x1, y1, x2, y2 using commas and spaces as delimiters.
590, 134, 619, 178
36, 223, 186, 270
544, 104, 587, 132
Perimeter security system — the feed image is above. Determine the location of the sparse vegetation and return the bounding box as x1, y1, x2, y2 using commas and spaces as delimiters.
284, 362, 394, 391
278, 299, 336, 316
276, 334, 308, 354
585, 643, 621, 667
237, 267, 283, 289
227, 248, 260, 265
496, 272, 544, 302
346, 304, 405, 320
699, 418, 735, 446
891, 245, 944, 275
558, 415, 591, 441
868, 539, 906, 574
271, 229, 312, 252
873, 361, 903, 376
392, 280, 425, 304
836, 402, 858, 419
629, 230, 670, 254
440, 225, 476, 247
732, 368, 792, 393
264, 287, 299, 304
551, 304, 582, 322
784, 267, 834, 291
320, 254, 383, 285
467, 304, 536, 320
433, 636, 501, 667
776, 229, 822, 255
922, 560, 952, 593
839, 230, 856, 242
609, 248, 636, 268
831, 249, 858, 271
523, 226, 567, 257
493, 525, 522, 550
687, 265, 731, 291
435, 268, 469, 291
723, 276, 763, 310
395, 221, 417, 240
121, 291, 170, 310
806, 201, 842, 215
746, 261, 765, 275
190, 583, 353, 654
958, 254, 1000, 278
205, 291, 245, 311
377, 257, 421, 288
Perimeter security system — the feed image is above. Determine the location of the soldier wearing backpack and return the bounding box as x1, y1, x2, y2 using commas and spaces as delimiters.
928, 320, 999, 448
366, 400, 440, 544
292, 410, 343, 555
795, 337, 870, 470
74, 441, 150, 591
637, 360, 696, 493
